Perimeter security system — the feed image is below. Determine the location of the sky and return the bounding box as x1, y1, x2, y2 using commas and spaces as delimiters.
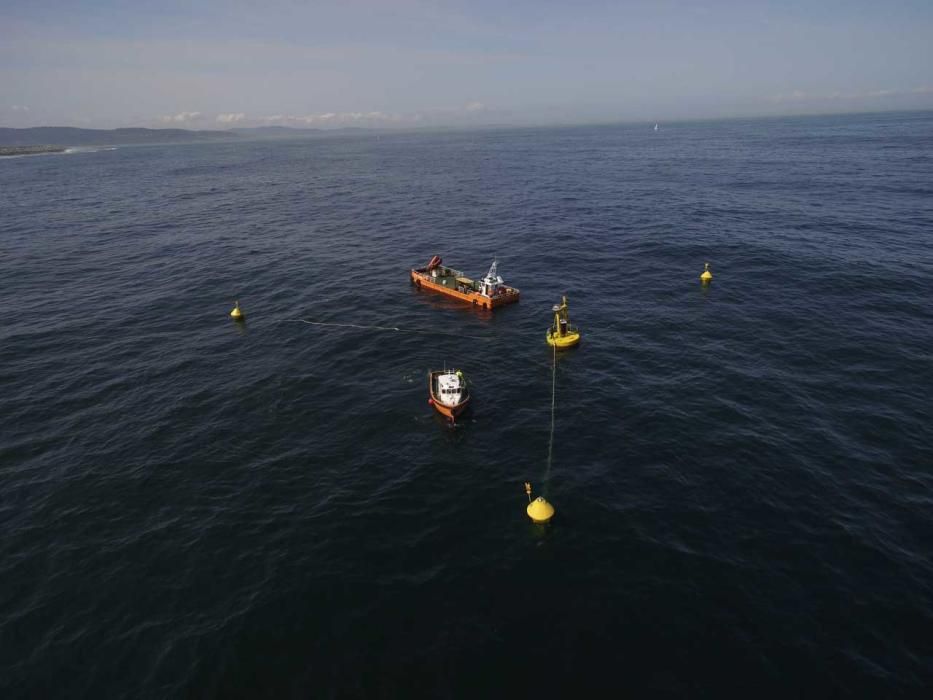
2, 0, 932, 129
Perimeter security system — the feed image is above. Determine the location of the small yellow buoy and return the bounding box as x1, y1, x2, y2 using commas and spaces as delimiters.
230, 300, 244, 320
525, 485, 554, 523
700, 262, 713, 284
527, 496, 555, 523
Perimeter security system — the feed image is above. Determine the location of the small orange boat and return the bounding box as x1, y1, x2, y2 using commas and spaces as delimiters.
411, 256, 519, 310
428, 369, 470, 422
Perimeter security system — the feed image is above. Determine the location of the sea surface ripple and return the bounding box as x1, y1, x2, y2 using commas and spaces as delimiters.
2, 111, 933, 697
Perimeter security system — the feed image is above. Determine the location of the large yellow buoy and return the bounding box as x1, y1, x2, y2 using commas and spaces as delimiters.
546, 295, 581, 348
700, 262, 713, 284
230, 300, 244, 320
527, 496, 555, 523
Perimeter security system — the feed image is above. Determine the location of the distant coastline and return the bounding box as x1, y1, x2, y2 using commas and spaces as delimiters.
0, 127, 236, 148
4, 110, 932, 151
0, 144, 67, 157
0, 125, 386, 149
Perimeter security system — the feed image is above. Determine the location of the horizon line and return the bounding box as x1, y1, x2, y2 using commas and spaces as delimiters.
3, 107, 932, 134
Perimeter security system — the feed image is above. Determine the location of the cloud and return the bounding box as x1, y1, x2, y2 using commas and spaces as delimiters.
768, 90, 808, 104
158, 111, 202, 123
248, 103, 499, 128
11, 104, 30, 112
146, 101, 495, 130
258, 111, 407, 127
768, 86, 933, 104
216, 112, 246, 123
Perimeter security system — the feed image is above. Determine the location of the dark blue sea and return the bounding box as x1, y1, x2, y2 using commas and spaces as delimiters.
2, 111, 933, 698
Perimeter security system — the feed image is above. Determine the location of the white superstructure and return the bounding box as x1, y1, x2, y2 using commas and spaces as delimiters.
436, 371, 464, 407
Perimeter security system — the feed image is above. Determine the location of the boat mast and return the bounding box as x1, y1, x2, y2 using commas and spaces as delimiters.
481, 259, 503, 297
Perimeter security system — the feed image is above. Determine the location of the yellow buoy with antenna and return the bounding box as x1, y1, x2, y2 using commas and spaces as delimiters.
525, 482, 555, 523
230, 300, 245, 320
700, 262, 713, 284
546, 295, 581, 348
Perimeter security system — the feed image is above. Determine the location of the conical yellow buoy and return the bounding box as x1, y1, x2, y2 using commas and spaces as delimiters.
700, 262, 713, 284
230, 300, 244, 320
525, 483, 555, 522
527, 496, 555, 523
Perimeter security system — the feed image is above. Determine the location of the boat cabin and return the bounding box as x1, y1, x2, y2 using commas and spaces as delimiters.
435, 372, 464, 407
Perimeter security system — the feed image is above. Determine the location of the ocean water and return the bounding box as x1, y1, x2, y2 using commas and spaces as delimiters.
2, 111, 933, 698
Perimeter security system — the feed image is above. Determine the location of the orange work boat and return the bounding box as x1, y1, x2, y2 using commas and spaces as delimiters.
411, 256, 520, 310
428, 369, 470, 422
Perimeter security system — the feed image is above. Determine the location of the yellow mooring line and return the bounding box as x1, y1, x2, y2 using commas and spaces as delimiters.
525, 341, 558, 524
544, 340, 557, 493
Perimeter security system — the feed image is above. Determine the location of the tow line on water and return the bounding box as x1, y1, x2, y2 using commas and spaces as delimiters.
282, 318, 493, 341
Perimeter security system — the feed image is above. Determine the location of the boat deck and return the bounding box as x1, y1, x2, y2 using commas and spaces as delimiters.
425, 269, 476, 294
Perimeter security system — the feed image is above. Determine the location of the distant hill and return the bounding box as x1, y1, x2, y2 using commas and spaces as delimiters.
0, 127, 237, 147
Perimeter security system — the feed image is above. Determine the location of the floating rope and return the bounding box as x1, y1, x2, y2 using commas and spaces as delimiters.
282, 319, 493, 341
543, 341, 557, 495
